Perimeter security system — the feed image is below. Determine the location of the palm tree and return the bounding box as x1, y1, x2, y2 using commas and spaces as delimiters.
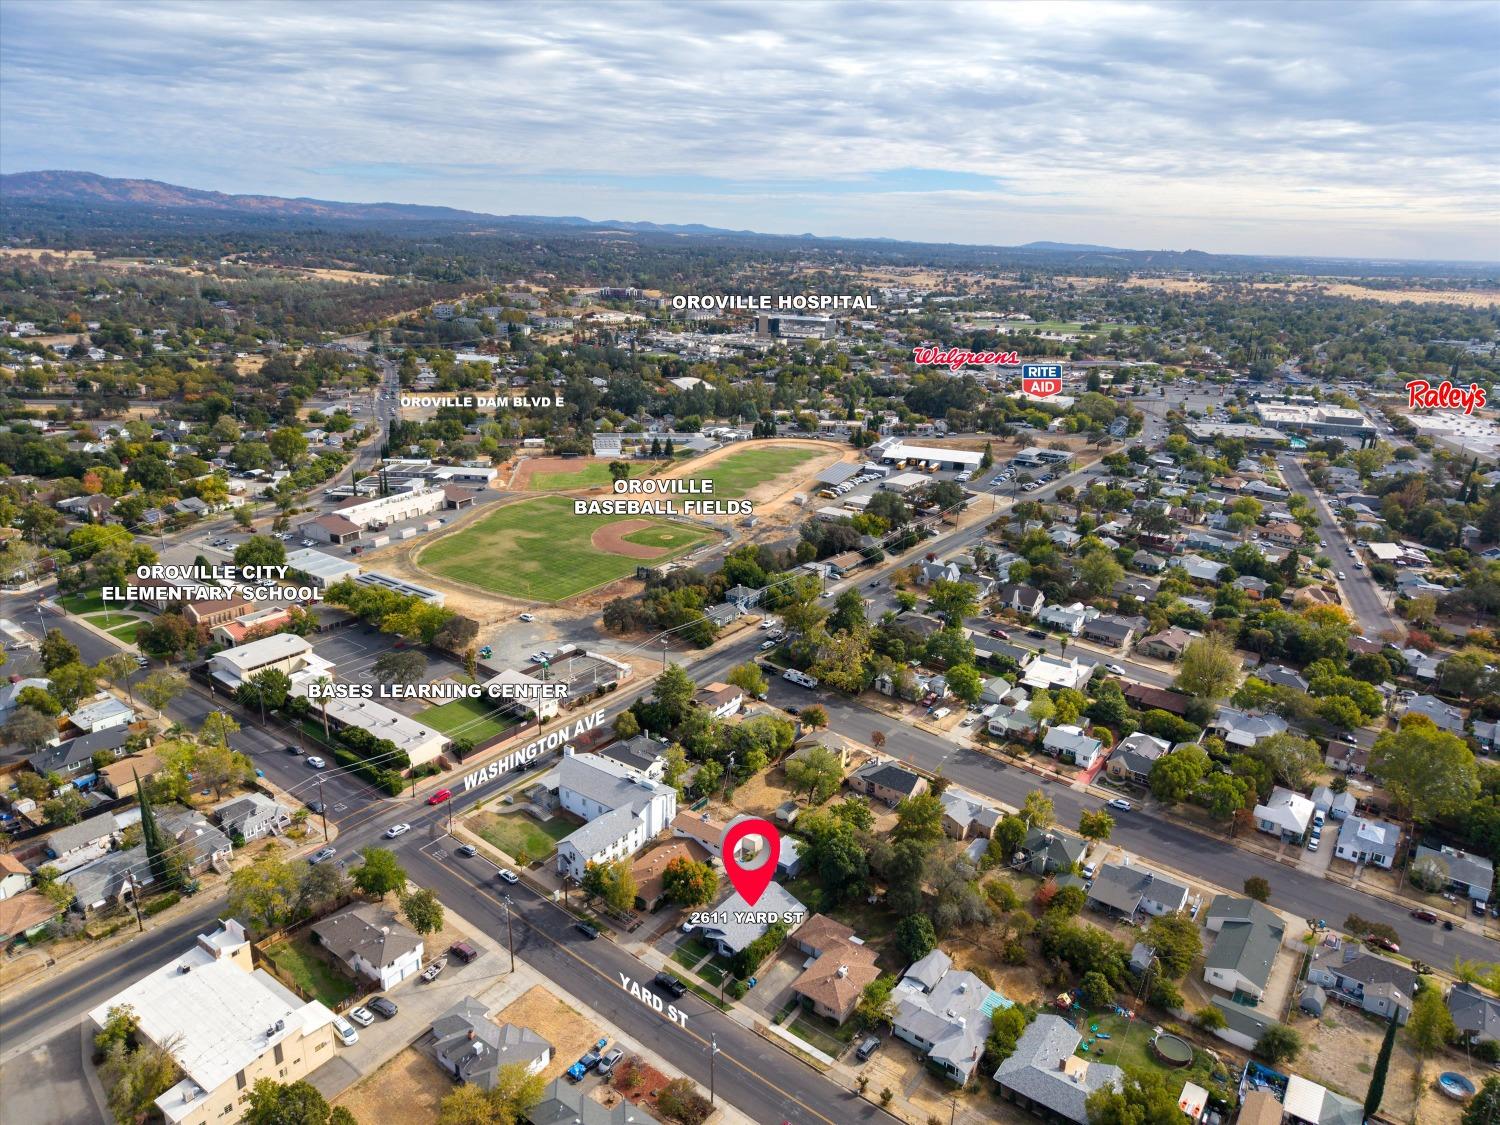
314, 674, 333, 741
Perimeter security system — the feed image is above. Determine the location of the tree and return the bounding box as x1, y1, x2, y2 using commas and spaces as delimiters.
1365, 1015, 1398, 1120
49, 661, 98, 709
726, 662, 768, 698
945, 663, 983, 704
138, 772, 175, 887
1079, 970, 1115, 1009
234, 534, 287, 570
1077, 810, 1114, 844
1018, 791, 1052, 832
1464, 1078, 1500, 1125
1077, 549, 1124, 599
653, 664, 696, 723
928, 579, 979, 623
372, 650, 428, 685
894, 914, 937, 963
658, 1077, 712, 1125
1252, 732, 1323, 791
1370, 716, 1481, 822
39, 628, 79, 672
228, 854, 303, 931
1195, 1006, 1227, 1031
1243, 876, 1271, 903
268, 427, 309, 468
1085, 1069, 1181, 1125
244, 1079, 335, 1125
100, 1036, 182, 1125
892, 791, 945, 844
581, 858, 638, 913
1149, 744, 1210, 802
42, 787, 87, 827
661, 856, 717, 907
400, 887, 445, 934
137, 669, 186, 713
3, 705, 54, 751
297, 862, 351, 917
1253, 1023, 1302, 1066
96, 652, 137, 700
785, 746, 843, 805
856, 974, 897, 1030
1174, 633, 1241, 703
352, 847, 407, 899
238, 667, 291, 720
1406, 984, 1457, 1056
1145, 913, 1202, 979
200, 709, 240, 748
1200, 773, 1253, 821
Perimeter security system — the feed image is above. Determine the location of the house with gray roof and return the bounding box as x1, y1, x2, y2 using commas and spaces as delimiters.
993, 1014, 1123, 1124
1208, 997, 1279, 1053
1203, 895, 1281, 934
994, 584, 1045, 617
1309, 786, 1357, 821
1258, 665, 1310, 692
891, 949, 1004, 1083
1403, 694, 1466, 735
1253, 786, 1314, 842
1041, 724, 1104, 769
1412, 845, 1493, 904
429, 997, 552, 1090
1204, 914, 1284, 1003
312, 905, 424, 990
1020, 828, 1085, 877
1447, 982, 1500, 1047
27, 726, 131, 788
554, 749, 677, 882
848, 759, 927, 806
527, 1077, 658, 1125
598, 734, 669, 779
46, 813, 122, 873
696, 882, 805, 958
1214, 707, 1289, 748
939, 788, 1002, 840
1087, 862, 1189, 920
1308, 936, 1416, 1024
212, 792, 290, 842
1106, 732, 1170, 786
1333, 816, 1400, 869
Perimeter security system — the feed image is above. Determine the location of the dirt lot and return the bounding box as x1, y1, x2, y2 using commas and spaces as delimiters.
334, 1046, 450, 1119
603, 1055, 673, 1115
720, 763, 801, 819
659, 438, 849, 530
1287, 1002, 1474, 1125
494, 985, 599, 1082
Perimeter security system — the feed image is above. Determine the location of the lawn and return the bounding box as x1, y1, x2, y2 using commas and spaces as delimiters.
692, 446, 821, 498
528, 460, 664, 490
264, 935, 356, 1008
85, 611, 138, 630
473, 811, 574, 862
787, 1010, 857, 1056
415, 696, 520, 743
1083, 1012, 1230, 1094
107, 621, 143, 643
416, 495, 710, 601
61, 590, 107, 614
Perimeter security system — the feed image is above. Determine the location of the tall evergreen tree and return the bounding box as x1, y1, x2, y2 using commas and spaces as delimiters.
137, 771, 171, 887
1364, 1014, 1398, 1120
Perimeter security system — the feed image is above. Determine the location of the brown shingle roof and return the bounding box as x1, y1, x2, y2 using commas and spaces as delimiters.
794, 913, 856, 955
630, 838, 712, 907
791, 937, 880, 1014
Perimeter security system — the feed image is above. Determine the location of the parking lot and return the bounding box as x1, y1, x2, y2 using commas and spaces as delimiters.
311, 627, 469, 714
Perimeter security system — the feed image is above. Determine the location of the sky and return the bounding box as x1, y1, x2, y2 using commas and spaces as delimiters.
2, 0, 1497, 261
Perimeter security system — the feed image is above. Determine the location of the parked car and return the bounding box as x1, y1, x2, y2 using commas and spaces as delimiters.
367, 996, 398, 1019
384, 823, 411, 839
574, 921, 599, 940
333, 1016, 359, 1045
306, 756, 326, 769
1367, 936, 1400, 954
653, 972, 688, 999
347, 1006, 374, 1027
421, 957, 448, 983
1106, 798, 1132, 812
427, 788, 453, 805
1410, 908, 1438, 924
596, 1048, 625, 1078
449, 941, 480, 964
497, 869, 519, 884
855, 1036, 881, 1062
309, 847, 337, 865
519, 613, 535, 622
1105, 663, 1126, 676
456, 844, 478, 858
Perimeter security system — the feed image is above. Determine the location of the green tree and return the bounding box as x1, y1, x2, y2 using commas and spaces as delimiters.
928, 579, 979, 623
1174, 632, 1241, 703
138, 772, 175, 888
1464, 1078, 1500, 1125
1200, 773, 1253, 821
726, 662, 768, 698
137, 669, 186, 713
42, 787, 87, 827
784, 746, 843, 805
100, 1036, 181, 1125
352, 847, 407, 899
1243, 876, 1271, 903
653, 663, 696, 724
1252, 732, 1323, 791
200, 710, 240, 748
1145, 912, 1202, 979
856, 974, 897, 1030
581, 858, 638, 913
400, 887, 445, 934
4, 705, 55, 751
227, 854, 303, 930
1365, 1016, 1399, 1120
1149, 745, 1210, 802
1021, 790, 1054, 829
892, 791, 945, 844
372, 649, 428, 686
1077, 810, 1114, 844
1406, 984, 1457, 1056
1085, 1068, 1181, 1125
238, 667, 292, 721
243, 1078, 334, 1125
234, 534, 287, 570
894, 914, 937, 963
945, 663, 983, 704
1253, 1023, 1302, 1066
39, 629, 80, 672
1079, 970, 1114, 1009
268, 427, 309, 468
1077, 549, 1124, 599
661, 856, 717, 907
1370, 716, 1481, 823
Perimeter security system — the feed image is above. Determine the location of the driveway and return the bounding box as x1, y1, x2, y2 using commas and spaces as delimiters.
741, 950, 803, 1020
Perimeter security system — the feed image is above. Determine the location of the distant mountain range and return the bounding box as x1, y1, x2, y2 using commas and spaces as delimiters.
2, 170, 1492, 276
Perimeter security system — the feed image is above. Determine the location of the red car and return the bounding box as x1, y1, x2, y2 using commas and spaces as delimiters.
989, 628, 1010, 639
426, 788, 453, 806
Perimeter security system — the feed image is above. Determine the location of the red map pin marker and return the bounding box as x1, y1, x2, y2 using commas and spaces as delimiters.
721, 817, 779, 906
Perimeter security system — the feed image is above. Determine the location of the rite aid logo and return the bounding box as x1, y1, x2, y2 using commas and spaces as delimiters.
1406, 379, 1487, 415
1022, 364, 1064, 398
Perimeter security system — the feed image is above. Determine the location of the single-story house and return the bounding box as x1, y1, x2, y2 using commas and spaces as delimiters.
697, 882, 805, 958
1214, 707, 1289, 749
939, 788, 1003, 840
1136, 627, 1196, 661
891, 949, 1004, 1083
630, 838, 714, 913
1121, 682, 1192, 716
1253, 786, 1315, 842
1080, 615, 1142, 650
847, 759, 928, 807
789, 914, 880, 1025
993, 1014, 1123, 1124
1087, 862, 1189, 919
312, 905, 424, 990
1411, 845, 1493, 904
1308, 937, 1416, 1024
1021, 828, 1085, 877
429, 997, 551, 1090
1333, 816, 1400, 869
1204, 912, 1284, 1003
1042, 724, 1105, 770
0, 890, 57, 943
212, 792, 291, 842
1107, 732, 1170, 786
1447, 982, 1500, 1047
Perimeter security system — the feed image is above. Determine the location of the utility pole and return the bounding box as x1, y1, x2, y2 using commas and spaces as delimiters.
316, 776, 328, 840
503, 895, 515, 972
125, 875, 144, 933
709, 1035, 718, 1105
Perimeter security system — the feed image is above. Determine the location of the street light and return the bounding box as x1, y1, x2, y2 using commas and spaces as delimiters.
502, 894, 516, 973
709, 1035, 720, 1105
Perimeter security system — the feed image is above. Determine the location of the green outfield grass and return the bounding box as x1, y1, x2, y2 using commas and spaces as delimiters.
527, 459, 667, 491
414, 696, 520, 743
689, 445, 822, 498
416, 495, 710, 601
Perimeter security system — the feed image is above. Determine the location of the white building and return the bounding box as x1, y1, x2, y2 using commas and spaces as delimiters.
65, 694, 135, 735
326, 482, 444, 529
554, 750, 677, 882
1021, 655, 1094, 692
1253, 786, 1315, 842
284, 547, 362, 590
88, 920, 338, 1125
319, 696, 449, 770
311, 905, 423, 990
208, 633, 334, 694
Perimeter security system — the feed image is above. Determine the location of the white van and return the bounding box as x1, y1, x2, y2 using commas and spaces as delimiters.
782, 669, 819, 689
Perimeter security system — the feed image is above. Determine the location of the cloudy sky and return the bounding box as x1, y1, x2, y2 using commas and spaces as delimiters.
3, 0, 1497, 260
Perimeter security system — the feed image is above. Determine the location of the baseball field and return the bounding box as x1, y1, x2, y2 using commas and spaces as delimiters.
415, 494, 711, 601
684, 445, 822, 498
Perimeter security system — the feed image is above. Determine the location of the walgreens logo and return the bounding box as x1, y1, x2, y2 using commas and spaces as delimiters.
912, 346, 1020, 371
1406, 379, 1488, 415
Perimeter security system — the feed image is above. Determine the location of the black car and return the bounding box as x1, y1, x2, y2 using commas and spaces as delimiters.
653, 972, 688, 999
285, 744, 303, 755
306, 800, 324, 815
367, 996, 398, 1019
1027, 629, 1047, 639
574, 921, 600, 940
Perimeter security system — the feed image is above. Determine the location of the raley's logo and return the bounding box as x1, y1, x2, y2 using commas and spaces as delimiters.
1406, 379, 1488, 415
